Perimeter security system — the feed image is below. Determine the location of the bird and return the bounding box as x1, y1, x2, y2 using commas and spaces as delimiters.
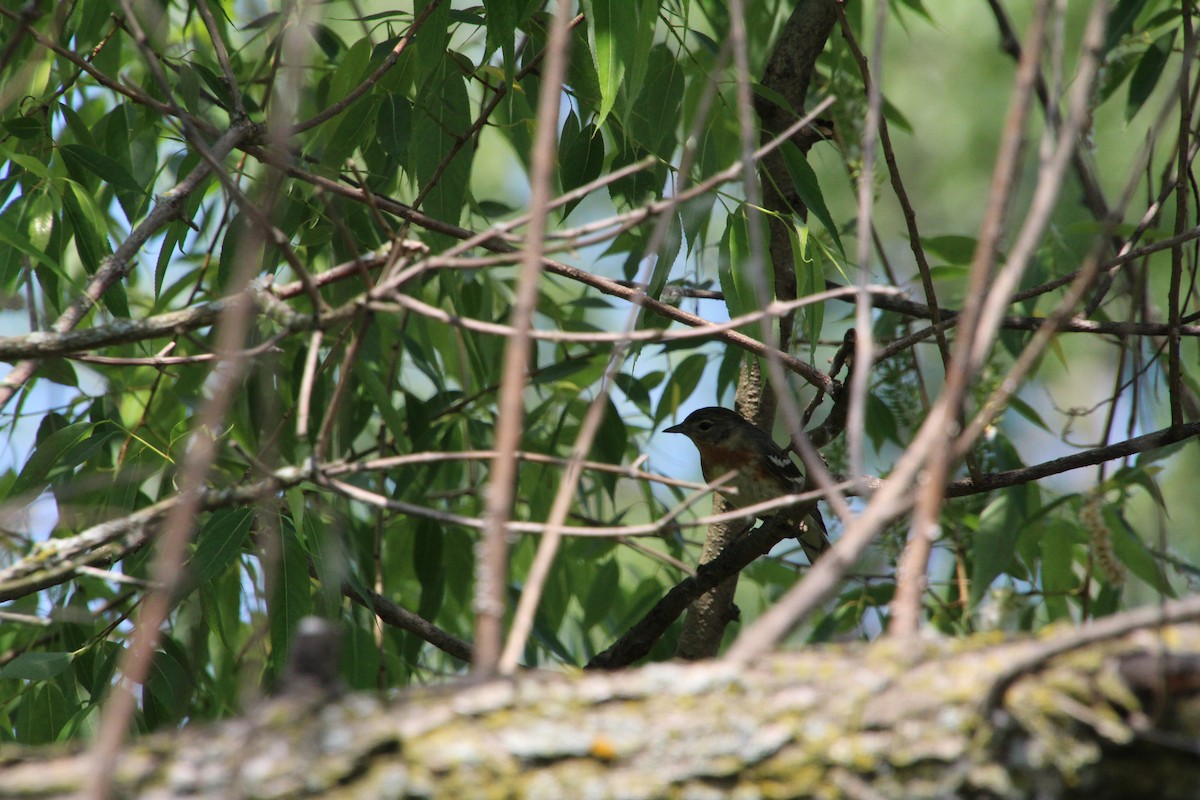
664, 406, 830, 563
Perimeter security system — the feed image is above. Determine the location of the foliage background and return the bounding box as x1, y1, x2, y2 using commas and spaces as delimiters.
0, 0, 1196, 756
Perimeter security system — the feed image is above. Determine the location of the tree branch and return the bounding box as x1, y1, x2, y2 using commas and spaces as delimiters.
7, 619, 1200, 798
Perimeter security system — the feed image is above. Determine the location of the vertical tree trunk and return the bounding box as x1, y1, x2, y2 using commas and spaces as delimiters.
677, 0, 840, 659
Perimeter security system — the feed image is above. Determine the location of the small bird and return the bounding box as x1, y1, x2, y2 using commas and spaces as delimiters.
664, 406, 830, 563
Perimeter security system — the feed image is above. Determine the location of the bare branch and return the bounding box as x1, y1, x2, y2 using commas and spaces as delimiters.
474, 0, 574, 677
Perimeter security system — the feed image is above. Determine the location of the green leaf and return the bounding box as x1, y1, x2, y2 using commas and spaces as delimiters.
717, 215, 747, 325
327, 36, 373, 105
1091, 583, 1121, 617
217, 213, 264, 291
970, 491, 1025, 605
881, 95, 913, 134
629, 44, 683, 160
57, 104, 96, 150
2, 116, 46, 140
864, 392, 900, 450
607, 139, 660, 208
643, 213, 683, 301
1006, 394, 1051, 433
410, 1, 451, 86
591, 397, 627, 473
1039, 519, 1079, 622
188, 62, 236, 111
1104, 0, 1150, 53
100, 104, 148, 223
727, 207, 773, 327
626, 0, 662, 109
11, 421, 95, 497
411, 59, 473, 239
0, 651, 74, 681
565, 21, 602, 116
176, 62, 202, 114
58, 144, 145, 195
344, 620, 383, 691
714, 344, 741, 412
413, 518, 446, 638
189, 509, 253, 589
790, 223, 824, 349
1126, 29, 1176, 120
376, 94, 412, 161
615, 371, 655, 416
61, 181, 111, 275
581, 558, 621, 632
749, 83, 796, 119
1111, 464, 1168, 510
308, 23, 345, 59
483, 0, 519, 63
655, 353, 708, 424
15, 683, 71, 745
1098, 49, 1141, 106
921, 234, 978, 264
321, 93, 379, 168
347, 9, 407, 24
268, 526, 314, 676
1134, 438, 1192, 468
0, 142, 49, 179
894, 0, 934, 25
532, 352, 605, 386
38, 359, 78, 388
144, 637, 194, 726
483, 0, 540, 71
779, 142, 845, 256
0, 199, 62, 274
1104, 506, 1175, 596
304, 513, 344, 618
155, 220, 185, 298
585, 0, 633, 127
357, 362, 408, 444
558, 111, 605, 217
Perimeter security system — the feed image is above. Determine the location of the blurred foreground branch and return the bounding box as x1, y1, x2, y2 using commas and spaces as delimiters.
4, 608, 1200, 799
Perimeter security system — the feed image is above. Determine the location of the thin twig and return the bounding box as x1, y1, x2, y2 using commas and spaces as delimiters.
85, 3, 302, 792
194, 0, 244, 117
244, 104, 843, 395
1168, 5, 1195, 427
349, 585, 473, 665
891, 0, 1055, 638
291, 2, 439, 134
372, 285, 902, 344
296, 330, 324, 438
473, 0, 574, 677
840, 0, 886, 487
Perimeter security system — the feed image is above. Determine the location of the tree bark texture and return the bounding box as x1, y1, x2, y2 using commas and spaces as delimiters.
4, 622, 1200, 799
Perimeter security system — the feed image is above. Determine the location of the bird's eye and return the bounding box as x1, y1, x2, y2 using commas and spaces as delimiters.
697, 421, 712, 431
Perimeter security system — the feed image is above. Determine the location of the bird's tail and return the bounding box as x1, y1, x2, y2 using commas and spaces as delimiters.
796, 506, 831, 565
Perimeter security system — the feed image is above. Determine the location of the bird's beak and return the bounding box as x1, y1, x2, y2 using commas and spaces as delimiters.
663, 422, 685, 434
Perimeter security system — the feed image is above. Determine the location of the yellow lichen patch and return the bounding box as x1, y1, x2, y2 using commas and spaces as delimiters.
1095, 661, 1141, 712
968, 762, 1015, 796
1007, 677, 1104, 782
588, 735, 617, 762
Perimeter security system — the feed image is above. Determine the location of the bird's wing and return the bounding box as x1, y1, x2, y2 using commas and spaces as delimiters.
759, 444, 805, 493
758, 440, 832, 563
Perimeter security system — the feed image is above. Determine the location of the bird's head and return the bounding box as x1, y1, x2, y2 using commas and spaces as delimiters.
662, 406, 747, 446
